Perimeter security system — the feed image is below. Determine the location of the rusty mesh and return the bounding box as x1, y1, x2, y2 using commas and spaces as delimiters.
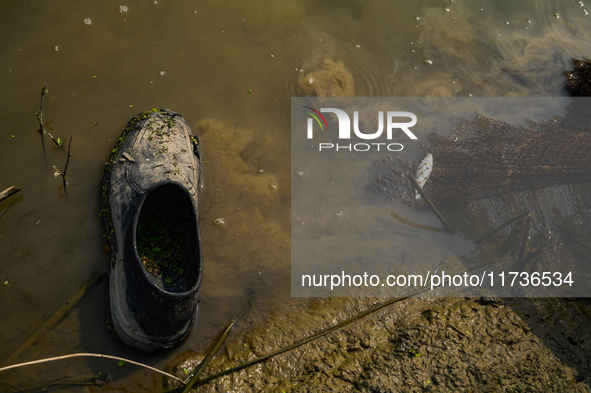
419, 59, 591, 205
426, 109, 591, 204
371, 60, 591, 206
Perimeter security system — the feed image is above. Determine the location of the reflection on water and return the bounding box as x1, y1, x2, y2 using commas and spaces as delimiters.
0, 0, 590, 390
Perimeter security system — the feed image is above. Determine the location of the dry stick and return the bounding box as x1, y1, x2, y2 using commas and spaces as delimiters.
474, 211, 529, 244
1, 271, 107, 368
61, 136, 73, 188
0, 186, 21, 203
0, 353, 183, 383
409, 174, 455, 234
181, 287, 262, 393
52, 136, 72, 188
167, 286, 430, 392
35, 84, 48, 134
35, 84, 62, 147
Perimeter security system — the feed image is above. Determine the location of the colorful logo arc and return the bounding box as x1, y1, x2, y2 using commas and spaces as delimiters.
302, 106, 328, 130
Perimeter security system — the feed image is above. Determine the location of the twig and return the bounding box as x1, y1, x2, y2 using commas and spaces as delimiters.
409, 174, 455, 234
0, 187, 21, 203
0, 354, 182, 383
1, 271, 107, 367
35, 84, 48, 134
35, 84, 62, 147
181, 287, 262, 393
53, 136, 72, 188
46, 132, 63, 147
62, 136, 73, 187
390, 211, 445, 232
474, 211, 529, 244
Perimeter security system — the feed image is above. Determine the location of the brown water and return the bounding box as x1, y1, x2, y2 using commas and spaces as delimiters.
1, 0, 590, 391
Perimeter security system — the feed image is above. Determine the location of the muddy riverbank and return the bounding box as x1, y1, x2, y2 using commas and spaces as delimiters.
165, 296, 591, 392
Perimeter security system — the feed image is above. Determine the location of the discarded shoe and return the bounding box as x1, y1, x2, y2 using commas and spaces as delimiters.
100, 109, 203, 352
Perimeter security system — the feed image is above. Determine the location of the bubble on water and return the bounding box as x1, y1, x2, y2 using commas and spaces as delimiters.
83, 18, 92, 25
54, 46, 59, 51
554, 13, 560, 18
445, 8, 450, 12
159, 71, 165, 76
296, 171, 304, 176
415, 16, 420, 20
119, 5, 128, 13
424, 59, 433, 65
213, 218, 225, 226
584, 8, 589, 15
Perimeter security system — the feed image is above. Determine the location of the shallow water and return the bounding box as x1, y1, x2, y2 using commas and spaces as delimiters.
1, 0, 590, 390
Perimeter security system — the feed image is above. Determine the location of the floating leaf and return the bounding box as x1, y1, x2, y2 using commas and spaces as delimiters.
117, 361, 125, 367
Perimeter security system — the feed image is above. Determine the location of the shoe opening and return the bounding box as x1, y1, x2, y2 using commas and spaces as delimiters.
135, 184, 200, 293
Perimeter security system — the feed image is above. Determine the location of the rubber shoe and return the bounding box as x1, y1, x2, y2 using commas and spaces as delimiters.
100, 109, 203, 352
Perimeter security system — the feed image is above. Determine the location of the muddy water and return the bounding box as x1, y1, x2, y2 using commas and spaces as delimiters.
0, 0, 590, 391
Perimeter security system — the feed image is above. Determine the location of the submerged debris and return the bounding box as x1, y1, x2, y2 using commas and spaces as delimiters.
565, 58, 591, 96
414, 153, 433, 200
426, 112, 591, 204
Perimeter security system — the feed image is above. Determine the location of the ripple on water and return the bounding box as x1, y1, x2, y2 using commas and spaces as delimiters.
284, 37, 392, 100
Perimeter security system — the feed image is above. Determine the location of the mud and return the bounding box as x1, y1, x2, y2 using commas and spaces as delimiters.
165, 296, 591, 392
